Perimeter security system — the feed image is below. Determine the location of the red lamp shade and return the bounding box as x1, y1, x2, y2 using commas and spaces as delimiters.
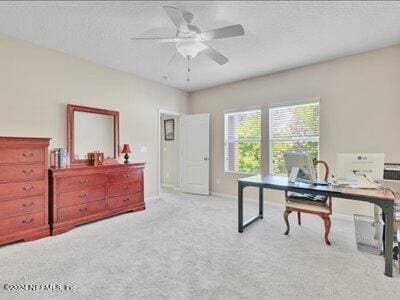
121, 144, 131, 154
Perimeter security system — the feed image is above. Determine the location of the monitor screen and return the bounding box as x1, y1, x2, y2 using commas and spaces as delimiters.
284, 152, 316, 183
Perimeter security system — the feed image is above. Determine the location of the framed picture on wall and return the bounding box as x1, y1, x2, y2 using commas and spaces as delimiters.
164, 119, 175, 141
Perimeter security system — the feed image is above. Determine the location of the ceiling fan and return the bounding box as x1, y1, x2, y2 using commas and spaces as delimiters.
131, 6, 245, 72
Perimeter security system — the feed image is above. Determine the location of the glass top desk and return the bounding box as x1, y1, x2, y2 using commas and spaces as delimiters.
238, 175, 395, 277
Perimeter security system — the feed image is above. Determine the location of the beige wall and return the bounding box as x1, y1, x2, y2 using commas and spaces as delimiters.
160, 114, 180, 189
0, 33, 189, 199
189, 44, 400, 216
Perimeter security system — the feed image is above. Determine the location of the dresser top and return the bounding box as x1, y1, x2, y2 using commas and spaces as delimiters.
0, 136, 51, 147
0, 136, 51, 140
50, 162, 145, 176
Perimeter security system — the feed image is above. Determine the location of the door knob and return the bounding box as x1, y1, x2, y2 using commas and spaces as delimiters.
204, 157, 209, 161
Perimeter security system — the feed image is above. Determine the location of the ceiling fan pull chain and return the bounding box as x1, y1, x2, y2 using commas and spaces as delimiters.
187, 56, 191, 82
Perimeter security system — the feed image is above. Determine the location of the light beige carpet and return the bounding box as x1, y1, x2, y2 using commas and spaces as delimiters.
0, 189, 398, 299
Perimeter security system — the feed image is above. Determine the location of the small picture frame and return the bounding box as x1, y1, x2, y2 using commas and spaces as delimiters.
164, 119, 175, 141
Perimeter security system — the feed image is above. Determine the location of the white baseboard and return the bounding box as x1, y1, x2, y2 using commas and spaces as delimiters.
210, 192, 237, 200
161, 183, 181, 191
210, 191, 354, 221
145, 196, 161, 202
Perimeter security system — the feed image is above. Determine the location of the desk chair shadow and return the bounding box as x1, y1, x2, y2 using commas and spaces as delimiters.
283, 159, 332, 245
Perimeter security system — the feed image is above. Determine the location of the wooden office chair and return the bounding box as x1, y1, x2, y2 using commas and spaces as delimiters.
283, 159, 333, 245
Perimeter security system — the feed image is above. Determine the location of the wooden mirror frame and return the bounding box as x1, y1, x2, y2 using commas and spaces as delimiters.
67, 104, 120, 166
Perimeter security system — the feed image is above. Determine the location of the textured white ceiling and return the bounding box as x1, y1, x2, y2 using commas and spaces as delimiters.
0, 1, 400, 92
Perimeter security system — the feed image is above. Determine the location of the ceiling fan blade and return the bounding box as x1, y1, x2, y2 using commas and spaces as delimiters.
131, 37, 178, 43
201, 24, 244, 40
200, 43, 229, 65
163, 6, 188, 32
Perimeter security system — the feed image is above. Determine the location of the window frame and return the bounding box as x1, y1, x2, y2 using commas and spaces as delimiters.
223, 107, 262, 175
268, 100, 320, 175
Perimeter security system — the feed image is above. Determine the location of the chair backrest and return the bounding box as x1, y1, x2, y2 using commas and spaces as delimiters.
312, 159, 329, 181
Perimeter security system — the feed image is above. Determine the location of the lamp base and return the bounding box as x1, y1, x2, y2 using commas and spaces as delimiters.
124, 153, 129, 164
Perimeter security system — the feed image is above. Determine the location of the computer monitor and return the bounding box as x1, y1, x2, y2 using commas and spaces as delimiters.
336, 153, 385, 188
284, 152, 316, 183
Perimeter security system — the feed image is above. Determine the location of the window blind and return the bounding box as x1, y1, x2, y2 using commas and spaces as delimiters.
224, 109, 261, 173
269, 102, 319, 175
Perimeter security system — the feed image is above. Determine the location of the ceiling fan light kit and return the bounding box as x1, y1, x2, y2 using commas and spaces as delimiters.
131, 6, 245, 82
176, 40, 206, 58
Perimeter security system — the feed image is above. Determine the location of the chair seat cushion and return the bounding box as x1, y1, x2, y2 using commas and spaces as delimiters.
286, 201, 330, 213
287, 193, 328, 206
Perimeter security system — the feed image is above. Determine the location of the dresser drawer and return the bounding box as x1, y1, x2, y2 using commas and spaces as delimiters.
108, 181, 142, 197
0, 163, 44, 182
107, 192, 144, 210
58, 200, 106, 222
0, 148, 45, 164
0, 180, 45, 200
58, 174, 106, 192
108, 170, 142, 184
0, 195, 45, 219
58, 186, 106, 208
0, 211, 45, 236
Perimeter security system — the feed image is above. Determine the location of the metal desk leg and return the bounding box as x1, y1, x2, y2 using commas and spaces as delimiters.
383, 201, 394, 277
238, 182, 244, 233
259, 187, 264, 219
238, 182, 264, 233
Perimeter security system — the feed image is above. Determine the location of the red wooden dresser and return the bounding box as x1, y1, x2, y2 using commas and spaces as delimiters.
49, 163, 145, 235
0, 137, 51, 246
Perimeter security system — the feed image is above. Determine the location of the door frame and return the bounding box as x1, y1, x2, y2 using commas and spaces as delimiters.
158, 109, 185, 196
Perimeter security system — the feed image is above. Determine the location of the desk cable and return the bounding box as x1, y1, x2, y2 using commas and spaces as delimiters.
353, 171, 396, 197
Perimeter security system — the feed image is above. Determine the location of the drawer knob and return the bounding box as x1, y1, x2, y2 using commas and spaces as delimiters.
123, 186, 129, 191
78, 193, 87, 198
124, 174, 130, 178
79, 207, 88, 212
22, 202, 34, 207
22, 153, 34, 158
23, 186, 34, 191
22, 218, 34, 224
79, 179, 88, 184
22, 169, 34, 174
123, 198, 130, 202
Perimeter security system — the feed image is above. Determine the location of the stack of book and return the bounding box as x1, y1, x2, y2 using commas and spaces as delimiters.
51, 148, 70, 168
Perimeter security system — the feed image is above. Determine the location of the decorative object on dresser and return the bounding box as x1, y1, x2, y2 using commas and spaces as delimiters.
0, 137, 51, 246
49, 163, 145, 235
88, 151, 104, 166
121, 144, 131, 164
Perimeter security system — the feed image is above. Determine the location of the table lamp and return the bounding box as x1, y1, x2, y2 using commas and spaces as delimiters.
121, 144, 131, 164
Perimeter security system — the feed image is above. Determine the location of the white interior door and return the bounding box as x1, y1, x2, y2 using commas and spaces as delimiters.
181, 114, 210, 195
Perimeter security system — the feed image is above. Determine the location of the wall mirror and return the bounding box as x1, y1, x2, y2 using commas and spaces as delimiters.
67, 104, 119, 165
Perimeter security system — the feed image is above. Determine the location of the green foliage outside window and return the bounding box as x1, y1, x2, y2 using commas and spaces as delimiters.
237, 114, 261, 173
225, 103, 318, 175
271, 103, 319, 175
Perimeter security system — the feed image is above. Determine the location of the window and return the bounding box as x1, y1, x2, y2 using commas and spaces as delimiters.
224, 109, 261, 174
269, 102, 319, 175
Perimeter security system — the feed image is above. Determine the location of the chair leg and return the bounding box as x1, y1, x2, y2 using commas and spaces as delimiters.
297, 212, 301, 225
322, 216, 331, 246
284, 210, 291, 235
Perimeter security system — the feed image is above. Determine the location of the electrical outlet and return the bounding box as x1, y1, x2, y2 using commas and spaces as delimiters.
216, 178, 220, 185
140, 146, 147, 153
